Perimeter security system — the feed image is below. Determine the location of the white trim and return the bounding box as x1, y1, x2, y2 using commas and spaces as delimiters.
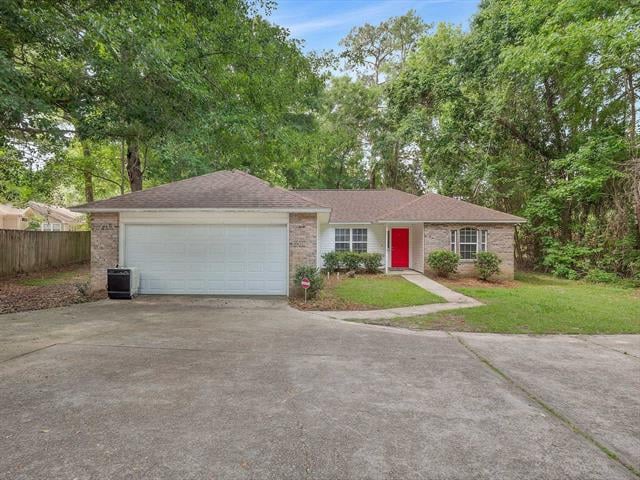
384, 225, 389, 273
382, 220, 524, 224
328, 222, 372, 225
75, 207, 330, 214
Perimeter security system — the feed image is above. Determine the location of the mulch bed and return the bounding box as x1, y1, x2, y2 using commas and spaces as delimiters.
0, 263, 104, 315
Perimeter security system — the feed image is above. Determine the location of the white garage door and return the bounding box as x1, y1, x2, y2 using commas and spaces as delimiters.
124, 224, 287, 295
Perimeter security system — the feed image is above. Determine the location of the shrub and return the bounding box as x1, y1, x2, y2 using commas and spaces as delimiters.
475, 252, 501, 280
321, 251, 341, 273
427, 250, 459, 277
338, 251, 363, 271
361, 253, 383, 273
584, 268, 618, 284
294, 265, 324, 298
541, 240, 599, 279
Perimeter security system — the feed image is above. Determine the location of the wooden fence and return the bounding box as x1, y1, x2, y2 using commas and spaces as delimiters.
0, 230, 90, 277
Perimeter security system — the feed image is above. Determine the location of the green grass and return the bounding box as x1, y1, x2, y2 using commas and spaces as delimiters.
17, 269, 85, 287
327, 275, 444, 309
351, 273, 640, 334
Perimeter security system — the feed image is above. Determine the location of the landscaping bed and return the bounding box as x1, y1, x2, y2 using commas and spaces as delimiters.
0, 263, 102, 315
348, 273, 640, 334
291, 274, 444, 311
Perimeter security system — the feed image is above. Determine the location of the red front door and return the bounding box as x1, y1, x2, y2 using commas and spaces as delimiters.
391, 228, 409, 268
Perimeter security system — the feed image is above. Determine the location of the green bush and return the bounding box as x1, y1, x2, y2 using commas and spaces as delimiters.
321, 251, 341, 273
475, 251, 501, 280
584, 268, 618, 284
338, 251, 363, 271
427, 250, 459, 277
294, 265, 324, 298
361, 253, 383, 273
541, 240, 598, 279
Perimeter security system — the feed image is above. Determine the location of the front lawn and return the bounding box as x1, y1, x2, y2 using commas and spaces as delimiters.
349, 273, 640, 334
293, 274, 444, 310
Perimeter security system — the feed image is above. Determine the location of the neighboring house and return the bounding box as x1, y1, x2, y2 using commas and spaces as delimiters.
72, 170, 525, 296
0, 204, 28, 230
26, 202, 85, 231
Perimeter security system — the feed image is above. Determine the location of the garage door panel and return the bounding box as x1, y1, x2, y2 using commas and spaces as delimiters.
124, 224, 287, 295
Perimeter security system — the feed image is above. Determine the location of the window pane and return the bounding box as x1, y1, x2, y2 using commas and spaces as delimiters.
459, 228, 477, 243
352, 242, 367, 253
335, 242, 350, 252
450, 230, 457, 252
459, 243, 477, 260
352, 228, 367, 242
480, 230, 488, 252
335, 228, 350, 242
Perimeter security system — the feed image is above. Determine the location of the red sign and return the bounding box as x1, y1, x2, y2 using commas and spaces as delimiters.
301, 277, 311, 290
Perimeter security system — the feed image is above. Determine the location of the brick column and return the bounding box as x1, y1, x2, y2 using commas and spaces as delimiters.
90, 213, 119, 293
288, 213, 317, 296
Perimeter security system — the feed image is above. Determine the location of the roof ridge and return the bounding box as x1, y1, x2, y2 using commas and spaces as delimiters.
72, 170, 232, 209
275, 187, 330, 209
424, 192, 525, 218
376, 194, 426, 220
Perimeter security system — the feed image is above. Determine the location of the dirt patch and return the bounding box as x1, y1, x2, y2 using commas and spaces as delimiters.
0, 263, 103, 315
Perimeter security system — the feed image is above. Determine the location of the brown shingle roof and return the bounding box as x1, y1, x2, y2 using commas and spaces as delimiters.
72, 170, 328, 212
377, 192, 525, 223
295, 189, 418, 223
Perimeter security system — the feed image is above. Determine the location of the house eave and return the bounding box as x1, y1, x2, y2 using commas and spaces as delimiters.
71, 207, 331, 214
378, 219, 526, 224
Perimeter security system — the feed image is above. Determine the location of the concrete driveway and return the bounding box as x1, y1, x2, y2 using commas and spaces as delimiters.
1, 297, 638, 480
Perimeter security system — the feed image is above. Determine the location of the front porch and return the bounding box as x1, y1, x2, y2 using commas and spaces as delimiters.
383, 223, 424, 274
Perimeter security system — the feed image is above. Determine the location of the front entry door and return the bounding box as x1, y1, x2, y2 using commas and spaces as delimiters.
391, 228, 409, 268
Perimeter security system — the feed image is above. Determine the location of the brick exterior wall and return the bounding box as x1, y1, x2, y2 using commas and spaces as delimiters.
90, 213, 119, 292
423, 223, 515, 279
289, 213, 318, 296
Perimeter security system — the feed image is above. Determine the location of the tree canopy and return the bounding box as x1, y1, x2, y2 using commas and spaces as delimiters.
1, 1, 638, 279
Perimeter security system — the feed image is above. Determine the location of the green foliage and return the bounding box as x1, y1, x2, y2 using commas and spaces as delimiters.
427, 250, 459, 277
321, 251, 341, 273
541, 240, 599, 279
338, 251, 363, 271
294, 265, 324, 299
475, 252, 501, 281
361, 253, 383, 273
584, 269, 619, 285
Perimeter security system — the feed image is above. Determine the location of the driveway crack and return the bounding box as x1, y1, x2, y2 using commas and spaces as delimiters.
448, 332, 640, 479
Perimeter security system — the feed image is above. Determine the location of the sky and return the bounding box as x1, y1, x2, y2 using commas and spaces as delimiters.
267, 0, 480, 53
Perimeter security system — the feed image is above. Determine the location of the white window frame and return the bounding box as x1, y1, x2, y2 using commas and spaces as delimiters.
42, 223, 63, 232
335, 228, 350, 252
334, 228, 368, 253
450, 228, 488, 260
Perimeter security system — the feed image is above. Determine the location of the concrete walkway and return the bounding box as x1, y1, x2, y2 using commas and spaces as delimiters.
317, 273, 482, 320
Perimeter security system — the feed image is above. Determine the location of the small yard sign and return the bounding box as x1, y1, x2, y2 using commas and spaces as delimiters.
301, 277, 311, 303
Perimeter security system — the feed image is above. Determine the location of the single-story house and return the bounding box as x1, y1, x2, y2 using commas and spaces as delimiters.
26, 201, 85, 231
72, 170, 525, 296
0, 204, 28, 230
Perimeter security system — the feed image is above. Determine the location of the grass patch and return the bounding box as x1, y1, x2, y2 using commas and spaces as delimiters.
350, 273, 640, 334
17, 269, 86, 287
293, 274, 444, 310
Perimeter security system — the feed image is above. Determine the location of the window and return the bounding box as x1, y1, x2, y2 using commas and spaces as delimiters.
335, 228, 350, 252
352, 228, 368, 253
450, 230, 457, 253
334, 228, 368, 252
42, 223, 62, 232
450, 228, 488, 260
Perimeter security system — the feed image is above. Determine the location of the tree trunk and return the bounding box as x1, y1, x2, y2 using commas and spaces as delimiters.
626, 70, 640, 235
81, 142, 94, 203
126, 139, 143, 192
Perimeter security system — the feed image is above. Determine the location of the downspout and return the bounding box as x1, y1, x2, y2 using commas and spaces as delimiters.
385, 224, 389, 274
